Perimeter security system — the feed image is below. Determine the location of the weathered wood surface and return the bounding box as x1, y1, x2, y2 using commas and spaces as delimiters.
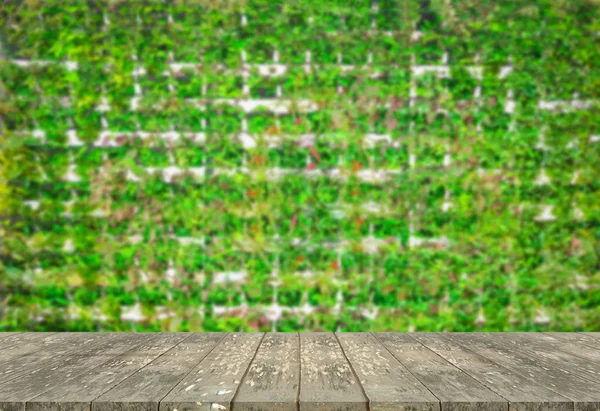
337, 333, 438, 411
373, 333, 507, 411
411, 333, 573, 411
482, 332, 600, 382
443, 333, 600, 411
299, 333, 368, 411
550, 333, 600, 350
159, 333, 264, 411
0, 333, 154, 411
0, 333, 23, 341
27, 333, 190, 411
233, 333, 300, 411
0, 333, 118, 385
0, 333, 597, 411
93, 333, 226, 411
0, 333, 57, 353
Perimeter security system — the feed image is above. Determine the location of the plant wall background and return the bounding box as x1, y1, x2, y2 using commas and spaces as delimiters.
0, 0, 599, 332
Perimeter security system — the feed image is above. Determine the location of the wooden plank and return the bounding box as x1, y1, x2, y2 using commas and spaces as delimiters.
26, 333, 191, 411
92, 333, 226, 411
0, 333, 21, 341
583, 333, 600, 341
373, 332, 507, 411
0, 332, 595, 411
299, 332, 368, 411
0, 333, 120, 385
232, 332, 300, 411
0, 333, 58, 353
336, 333, 439, 411
479, 333, 600, 384
411, 333, 573, 411
444, 333, 600, 411
0, 333, 155, 411
159, 333, 264, 411
0, 333, 71, 368
548, 333, 600, 351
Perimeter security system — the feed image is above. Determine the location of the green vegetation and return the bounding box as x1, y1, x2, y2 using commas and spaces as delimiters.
0, 0, 599, 332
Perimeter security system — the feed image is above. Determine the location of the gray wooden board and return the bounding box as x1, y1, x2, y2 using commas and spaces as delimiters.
26, 333, 191, 411
549, 333, 600, 351
410, 333, 573, 411
92, 333, 226, 411
0, 333, 71, 366
336, 332, 439, 411
485, 333, 600, 382
0, 333, 21, 341
548, 333, 600, 351
373, 332, 507, 411
580, 333, 600, 343
298, 332, 368, 411
444, 333, 600, 411
0, 333, 58, 353
159, 333, 264, 411
0, 333, 120, 385
1, 333, 598, 411
0, 333, 155, 411
232, 332, 300, 411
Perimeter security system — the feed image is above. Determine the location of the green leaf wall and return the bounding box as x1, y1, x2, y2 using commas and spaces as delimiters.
0, 0, 599, 332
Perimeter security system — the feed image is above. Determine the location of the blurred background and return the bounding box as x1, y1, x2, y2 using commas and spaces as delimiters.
0, 0, 599, 332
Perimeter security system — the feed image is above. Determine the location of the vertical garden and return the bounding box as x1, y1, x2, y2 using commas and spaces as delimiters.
0, 0, 599, 332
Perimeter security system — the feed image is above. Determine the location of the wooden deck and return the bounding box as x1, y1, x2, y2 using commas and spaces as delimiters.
0, 333, 598, 411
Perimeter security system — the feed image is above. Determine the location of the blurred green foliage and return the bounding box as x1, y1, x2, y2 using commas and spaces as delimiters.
0, 0, 599, 332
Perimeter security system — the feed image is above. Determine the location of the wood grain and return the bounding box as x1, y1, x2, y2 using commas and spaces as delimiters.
444, 333, 600, 411
0, 333, 58, 354
0, 333, 150, 411
373, 332, 507, 411
93, 333, 226, 411
0, 333, 119, 385
27, 333, 190, 411
411, 332, 573, 411
232, 332, 300, 411
483, 333, 600, 382
336, 333, 439, 411
0, 333, 21, 341
0, 333, 595, 411
159, 333, 264, 411
299, 332, 368, 411
546, 332, 600, 352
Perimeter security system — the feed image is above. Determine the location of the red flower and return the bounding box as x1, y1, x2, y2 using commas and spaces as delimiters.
290, 213, 298, 230
252, 154, 264, 165
306, 162, 318, 170
386, 118, 397, 131
294, 117, 302, 125
308, 145, 321, 162
571, 236, 581, 254
266, 125, 279, 135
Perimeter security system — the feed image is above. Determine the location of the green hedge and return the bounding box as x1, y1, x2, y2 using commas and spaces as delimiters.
0, 0, 599, 332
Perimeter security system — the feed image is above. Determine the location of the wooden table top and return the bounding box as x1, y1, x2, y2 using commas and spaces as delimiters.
0, 332, 598, 411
